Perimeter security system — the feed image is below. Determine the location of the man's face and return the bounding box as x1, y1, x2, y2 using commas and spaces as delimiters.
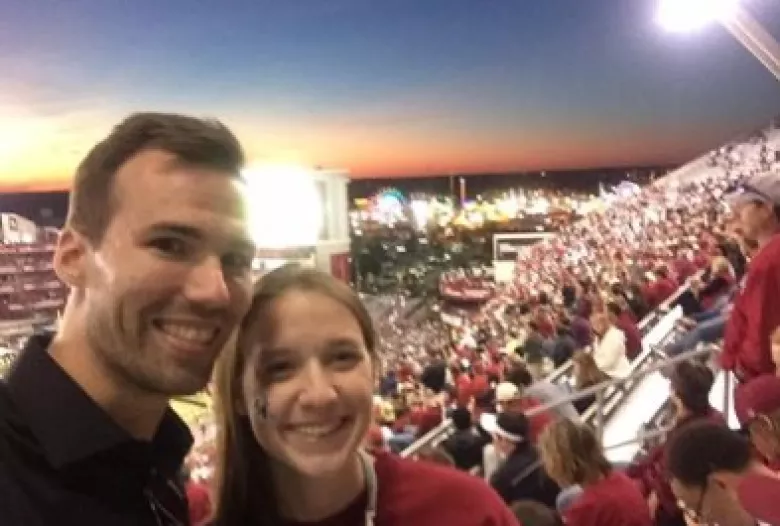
671, 476, 741, 526
72, 150, 255, 396
731, 199, 772, 242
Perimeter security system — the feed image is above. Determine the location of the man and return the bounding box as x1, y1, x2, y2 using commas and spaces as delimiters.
494, 381, 554, 442
0, 113, 256, 525
442, 407, 489, 472
721, 172, 780, 382
667, 421, 780, 526
606, 301, 642, 360
486, 412, 560, 508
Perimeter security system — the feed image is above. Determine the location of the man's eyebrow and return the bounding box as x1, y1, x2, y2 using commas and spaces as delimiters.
146, 222, 255, 252
146, 222, 204, 239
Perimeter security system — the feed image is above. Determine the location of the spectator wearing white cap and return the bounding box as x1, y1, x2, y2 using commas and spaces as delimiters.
494, 381, 555, 442
485, 412, 560, 508
721, 172, 780, 383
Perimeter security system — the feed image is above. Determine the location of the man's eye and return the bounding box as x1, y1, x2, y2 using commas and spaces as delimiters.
223, 252, 254, 273
150, 238, 189, 257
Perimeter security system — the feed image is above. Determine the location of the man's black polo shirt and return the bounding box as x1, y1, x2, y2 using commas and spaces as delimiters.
0, 333, 193, 526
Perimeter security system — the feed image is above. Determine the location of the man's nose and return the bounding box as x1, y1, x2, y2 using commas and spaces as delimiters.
183, 255, 231, 308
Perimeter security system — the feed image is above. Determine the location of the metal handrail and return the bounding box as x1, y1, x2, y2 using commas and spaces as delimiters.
545, 277, 696, 387
401, 279, 697, 458
513, 344, 718, 422
401, 342, 720, 458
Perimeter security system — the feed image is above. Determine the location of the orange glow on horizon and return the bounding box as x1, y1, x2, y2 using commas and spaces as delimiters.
0, 106, 697, 193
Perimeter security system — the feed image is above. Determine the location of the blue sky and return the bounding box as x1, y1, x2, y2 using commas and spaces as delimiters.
1, 0, 780, 189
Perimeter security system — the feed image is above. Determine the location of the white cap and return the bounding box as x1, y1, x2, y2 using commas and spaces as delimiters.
495, 382, 520, 403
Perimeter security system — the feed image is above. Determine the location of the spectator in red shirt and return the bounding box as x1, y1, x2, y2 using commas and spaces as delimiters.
407, 394, 443, 437
673, 250, 698, 284
185, 473, 212, 526
651, 266, 678, 307
455, 365, 474, 407
538, 419, 652, 526
694, 256, 736, 312
469, 363, 491, 401
721, 173, 780, 382
734, 373, 780, 469
607, 301, 642, 361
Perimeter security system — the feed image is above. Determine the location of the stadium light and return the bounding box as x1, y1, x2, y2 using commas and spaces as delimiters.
243, 163, 323, 249
657, 0, 780, 82
656, 0, 737, 33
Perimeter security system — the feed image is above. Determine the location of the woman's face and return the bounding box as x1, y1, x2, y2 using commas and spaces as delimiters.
240, 289, 375, 479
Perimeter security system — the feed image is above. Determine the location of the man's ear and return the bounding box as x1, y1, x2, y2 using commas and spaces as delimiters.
53, 228, 89, 288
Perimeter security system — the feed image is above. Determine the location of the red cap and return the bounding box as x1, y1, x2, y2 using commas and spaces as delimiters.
734, 375, 780, 425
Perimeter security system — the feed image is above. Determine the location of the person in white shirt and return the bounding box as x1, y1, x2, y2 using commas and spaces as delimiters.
590, 312, 631, 379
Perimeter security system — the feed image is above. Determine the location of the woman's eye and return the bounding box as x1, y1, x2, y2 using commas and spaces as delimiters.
332, 350, 361, 368
265, 362, 295, 379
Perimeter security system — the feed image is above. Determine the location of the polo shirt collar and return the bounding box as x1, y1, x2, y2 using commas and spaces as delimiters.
6, 332, 193, 471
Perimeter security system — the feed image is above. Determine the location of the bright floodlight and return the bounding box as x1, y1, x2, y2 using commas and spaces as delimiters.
243, 163, 323, 249
657, 0, 739, 33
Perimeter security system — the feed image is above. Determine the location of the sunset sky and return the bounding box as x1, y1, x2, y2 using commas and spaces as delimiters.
2, 0, 780, 191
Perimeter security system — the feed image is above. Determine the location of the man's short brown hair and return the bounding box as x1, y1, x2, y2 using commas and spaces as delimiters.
66, 112, 245, 243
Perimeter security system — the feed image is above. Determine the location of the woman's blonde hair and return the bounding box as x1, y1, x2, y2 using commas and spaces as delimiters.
572, 352, 609, 390
710, 255, 733, 277
537, 419, 611, 487
210, 264, 377, 526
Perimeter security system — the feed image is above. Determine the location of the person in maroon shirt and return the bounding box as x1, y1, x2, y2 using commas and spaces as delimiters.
720, 173, 780, 383
651, 266, 678, 308
538, 420, 652, 526
673, 250, 697, 284
607, 302, 642, 361
694, 256, 735, 312
210, 266, 519, 526
469, 363, 491, 402
187, 477, 213, 526
734, 373, 780, 469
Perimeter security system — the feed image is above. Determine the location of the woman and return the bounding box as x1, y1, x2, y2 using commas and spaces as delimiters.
689, 256, 735, 314
571, 352, 609, 414
210, 265, 518, 526
538, 419, 652, 526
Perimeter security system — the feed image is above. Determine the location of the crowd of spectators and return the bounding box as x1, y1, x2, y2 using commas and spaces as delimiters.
178, 126, 780, 526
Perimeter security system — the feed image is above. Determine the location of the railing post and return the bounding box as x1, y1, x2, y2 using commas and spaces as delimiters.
723, 370, 732, 423
595, 389, 605, 442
